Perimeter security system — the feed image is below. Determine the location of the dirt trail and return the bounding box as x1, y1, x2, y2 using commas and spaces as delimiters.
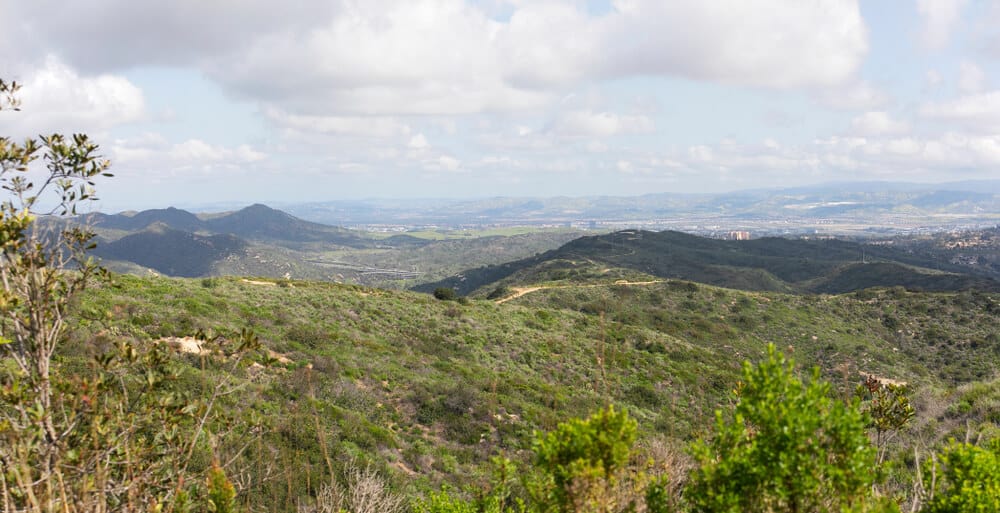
494, 280, 664, 304
494, 287, 545, 304
241, 279, 276, 286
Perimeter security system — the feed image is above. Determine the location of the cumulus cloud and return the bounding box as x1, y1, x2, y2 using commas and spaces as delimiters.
110, 133, 267, 172
605, 130, 1000, 191
916, 0, 968, 50
0, 0, 334, 72
3, 0, 870, 118
855, 133, 1000, 169
502, 0, 869, 90
598, 0, 868, 89
920, 91, 1000, 132
0, 56, 145, 135
207, 0, 552, 116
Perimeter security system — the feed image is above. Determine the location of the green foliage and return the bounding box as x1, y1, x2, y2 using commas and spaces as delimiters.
413, 487, 507, 513
529, 405, 641, 513
0, 77, 264, 513
70, 268, 1000, 511
857, 377, 916, 465
687, 344, 885, 513
434, 287, 458, 301
488, 286, 512, 300
922, 439, 1000, 513
206, 464, 239, 513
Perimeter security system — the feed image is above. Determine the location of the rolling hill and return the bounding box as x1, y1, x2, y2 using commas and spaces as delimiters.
91, 223, 248, 277
417, 230, 1000, 296
87, 203, 375, 247
80, 205, 584, 286
65, 272, 1000, 509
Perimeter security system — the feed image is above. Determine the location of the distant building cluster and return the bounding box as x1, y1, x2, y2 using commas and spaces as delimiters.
726, 231, 752, 240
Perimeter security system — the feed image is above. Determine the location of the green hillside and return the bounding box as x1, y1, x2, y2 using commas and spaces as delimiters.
57, 273, 1000, 509
418, 230, 1000, 296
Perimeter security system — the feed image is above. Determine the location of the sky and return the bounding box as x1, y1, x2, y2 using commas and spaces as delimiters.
0, 0, 998, 210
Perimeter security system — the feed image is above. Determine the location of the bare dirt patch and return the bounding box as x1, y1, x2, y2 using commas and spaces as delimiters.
158, 336, 206, 355
241, 279, 276, 286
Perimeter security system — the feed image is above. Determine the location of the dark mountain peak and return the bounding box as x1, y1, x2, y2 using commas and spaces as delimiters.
209, 204, 301, 230
203, 204, 371, 246
87, 207, 205, 232
241, 203, 284, 214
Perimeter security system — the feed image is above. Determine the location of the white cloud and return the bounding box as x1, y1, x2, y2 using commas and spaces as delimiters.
437, 155, 462, 171
916, 0, 968, 50
0, 56, 145, 135
111, 134, 267, 172
264, 108, 411, 138
957, 60, 987, 93
688, 145, 714, 162
920, 90, 1000, 131
408, 134, 430, 149
549, 110, 655, 137
630, 131, 1000, 189
858, 133, 1000, 168
498, 2, 603, 88
209, 0, 551, 116
4, 0, 871, 119
599, 0, 868, 89
850, 111, 909, 136
0, 0, 335, 72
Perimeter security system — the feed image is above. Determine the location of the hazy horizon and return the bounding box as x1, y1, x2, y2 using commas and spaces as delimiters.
84, 178, 1000, 219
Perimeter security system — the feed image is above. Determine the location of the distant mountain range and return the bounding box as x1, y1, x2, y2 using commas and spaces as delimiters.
83, 204, 398, 278
78, 193, 1000, 294
86, 203, 373, 247
280, 181, 1000, 230
80, 204, 578, 282
416, 229, 1000, 296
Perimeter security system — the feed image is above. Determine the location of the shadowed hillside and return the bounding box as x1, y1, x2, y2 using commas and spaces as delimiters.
86, 206, 206, 232
92, 223, 247, 277
89, 204, 376, 247
417, 230, 1000, 296
202, 203, 373, 246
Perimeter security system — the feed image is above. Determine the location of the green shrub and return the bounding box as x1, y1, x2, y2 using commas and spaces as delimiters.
687, 344, 889, 513
923, 439, 1000, 513
434, 287, 458, 301
529, 406, 637, 513
487, 286, 511, 300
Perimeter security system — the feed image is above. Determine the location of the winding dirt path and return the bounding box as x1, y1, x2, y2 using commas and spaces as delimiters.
494, 286, 545, 304
494, 280, 664, 304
